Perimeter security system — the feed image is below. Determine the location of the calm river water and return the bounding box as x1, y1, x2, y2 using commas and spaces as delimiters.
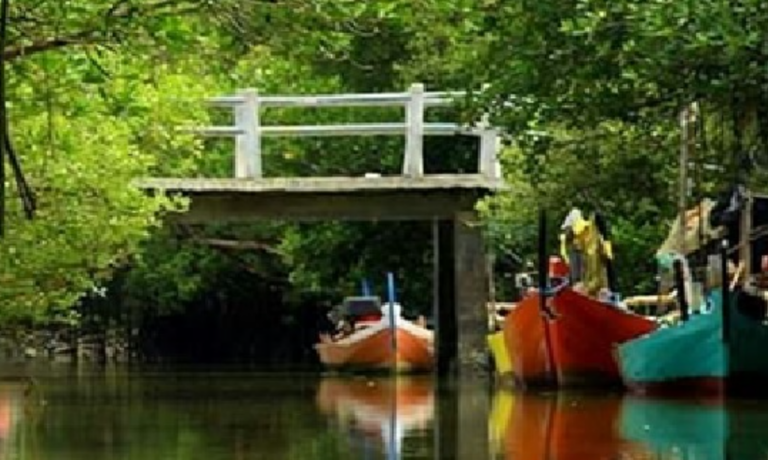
0, 366, 766, 459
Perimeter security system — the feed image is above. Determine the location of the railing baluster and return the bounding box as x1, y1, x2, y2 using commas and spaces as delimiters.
478, 114, 501, 179
234, 89, 260, 179
403, 83, 425, 177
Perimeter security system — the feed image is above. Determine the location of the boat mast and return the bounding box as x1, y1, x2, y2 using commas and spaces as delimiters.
674, 103, 697, 316
678, 103, 696, 256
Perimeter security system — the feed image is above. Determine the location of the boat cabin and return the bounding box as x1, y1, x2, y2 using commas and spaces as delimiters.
342, 296, 384, 326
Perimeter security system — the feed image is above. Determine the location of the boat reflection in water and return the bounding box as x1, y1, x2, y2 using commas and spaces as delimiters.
490, 390, 768, 460
316, 376, 434, 459
0, 381, 28, 459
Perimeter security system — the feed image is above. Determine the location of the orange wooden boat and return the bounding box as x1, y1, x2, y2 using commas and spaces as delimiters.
315, 296, 434, 373
491, 391, 653, 460
500, 287, 656, 387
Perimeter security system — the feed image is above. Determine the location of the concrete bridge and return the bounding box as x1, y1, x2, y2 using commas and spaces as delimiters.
137, 83, 507, 375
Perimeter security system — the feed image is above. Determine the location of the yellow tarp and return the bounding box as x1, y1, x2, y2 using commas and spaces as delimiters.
487, 331, 512, 375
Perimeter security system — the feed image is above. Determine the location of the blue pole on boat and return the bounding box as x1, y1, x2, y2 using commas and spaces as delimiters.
361, 278, 371, 296
386, 272, 398, 354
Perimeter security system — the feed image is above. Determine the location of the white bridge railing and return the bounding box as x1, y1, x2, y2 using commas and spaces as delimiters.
186, 83, 501, 180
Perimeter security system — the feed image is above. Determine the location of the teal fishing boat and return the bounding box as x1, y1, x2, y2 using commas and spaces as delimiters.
616, 102, 768, 396
617, 286, 768, 395
617, 188, 768, 396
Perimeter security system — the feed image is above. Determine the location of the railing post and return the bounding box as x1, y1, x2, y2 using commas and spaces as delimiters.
234, 89, 261, 178
478, 114, 501, 179
403, 83, 425, 177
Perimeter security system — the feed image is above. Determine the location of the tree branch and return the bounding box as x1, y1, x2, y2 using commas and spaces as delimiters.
2, 0, 206, 61
3, 31, 94, 60
194, 238, 283, 256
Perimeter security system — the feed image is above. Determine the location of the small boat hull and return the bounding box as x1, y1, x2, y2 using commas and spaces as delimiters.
496, 287, 656, 387
315, 323, 434, 373
617, 288, 768, 397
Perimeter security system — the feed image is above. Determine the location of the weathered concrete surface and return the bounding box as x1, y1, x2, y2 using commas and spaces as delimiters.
135, 174, 505, 222
454, 211, 490, 373
137, 174, 504, 193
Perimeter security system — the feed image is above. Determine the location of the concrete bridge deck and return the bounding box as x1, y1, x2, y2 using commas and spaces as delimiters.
137, 174, 506, 222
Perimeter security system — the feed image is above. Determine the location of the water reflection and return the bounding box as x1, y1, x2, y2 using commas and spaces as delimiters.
316, 376, 434, 459
622, 397, 768, 460
0, 382, 24, 459
1, 368, 768, 459
490, 390, 768, 460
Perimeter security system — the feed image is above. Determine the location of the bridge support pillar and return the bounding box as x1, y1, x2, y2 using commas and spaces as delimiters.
453, 211, 490, 374
433, 212, 489, 376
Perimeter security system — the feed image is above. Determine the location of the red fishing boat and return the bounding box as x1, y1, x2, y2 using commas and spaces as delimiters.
548, 287, 658, 386
500, 286, 656, 387
502, 293, 556, 386
315, 274, 434, 373
493, 210, 657, 387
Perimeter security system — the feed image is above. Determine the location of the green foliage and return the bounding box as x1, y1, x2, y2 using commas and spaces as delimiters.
0, 38, 226, 319
479, 121, 682, 294
279, 222, 433, 315
11, 0, 766, 326
468, 0, 768, 293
